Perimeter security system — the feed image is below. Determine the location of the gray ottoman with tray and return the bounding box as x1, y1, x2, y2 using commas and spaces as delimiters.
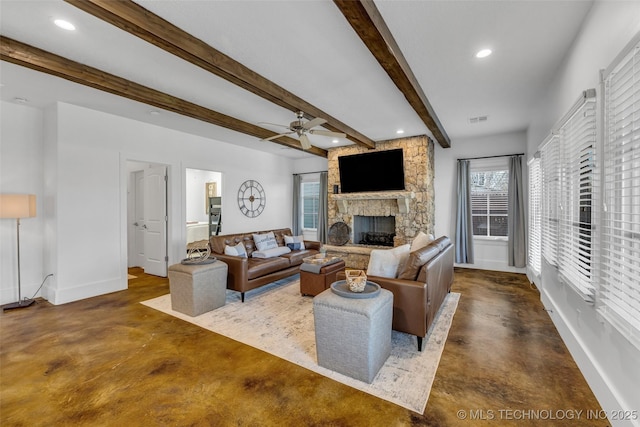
168, 259, 227, 316
313, 280, 393, 383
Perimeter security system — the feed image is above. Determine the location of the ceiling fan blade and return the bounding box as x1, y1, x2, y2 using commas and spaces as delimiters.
258, 121, 291, 130
262, 132, 293, 142
302, 117, 327, 130
299, 134, 312, 150
309, 130, 347, 138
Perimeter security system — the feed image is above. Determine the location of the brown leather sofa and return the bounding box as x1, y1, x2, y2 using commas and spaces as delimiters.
209, 228, 320, 302
339, 236, 454, 351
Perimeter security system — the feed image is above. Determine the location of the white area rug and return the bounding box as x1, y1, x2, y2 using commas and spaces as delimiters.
141, 276, 459, 413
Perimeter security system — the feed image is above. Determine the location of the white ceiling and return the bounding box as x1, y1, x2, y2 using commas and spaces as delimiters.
0, 0, 594, 159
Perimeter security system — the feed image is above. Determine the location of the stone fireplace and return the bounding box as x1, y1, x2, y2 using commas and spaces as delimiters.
325, 135, 435, 268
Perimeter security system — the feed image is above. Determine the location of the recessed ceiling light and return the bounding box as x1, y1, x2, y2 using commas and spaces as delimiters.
476, 48, 492, 59
396, 129, 405, 134
14, 97, 28, 104
332, 139, 339, 144
149, 110, 160, 116
54, 19, 76, 31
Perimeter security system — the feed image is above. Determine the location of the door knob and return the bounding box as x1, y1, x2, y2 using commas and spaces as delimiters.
134, 222, 139, 226
142, 224, 147, 229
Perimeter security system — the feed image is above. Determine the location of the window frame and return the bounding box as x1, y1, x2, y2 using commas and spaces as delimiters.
469, 159, 510, 240
301, 181, 320, 231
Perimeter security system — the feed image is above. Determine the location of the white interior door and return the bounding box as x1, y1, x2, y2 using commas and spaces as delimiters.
134, 171, 145, 268
143, 165, 168, 277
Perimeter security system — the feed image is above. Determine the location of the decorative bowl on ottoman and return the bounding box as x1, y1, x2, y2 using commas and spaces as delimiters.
345, 269, 367, 292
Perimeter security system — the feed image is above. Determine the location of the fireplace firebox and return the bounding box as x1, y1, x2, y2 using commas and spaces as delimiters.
353, 216, 396, 247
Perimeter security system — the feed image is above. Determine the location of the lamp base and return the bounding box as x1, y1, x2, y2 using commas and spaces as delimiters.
2, 299, 35, 311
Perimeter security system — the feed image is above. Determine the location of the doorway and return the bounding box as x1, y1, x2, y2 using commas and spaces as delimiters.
127, 161, 168, 277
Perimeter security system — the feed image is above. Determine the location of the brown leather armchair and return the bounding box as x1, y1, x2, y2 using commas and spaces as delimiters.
339, 236, 454, 351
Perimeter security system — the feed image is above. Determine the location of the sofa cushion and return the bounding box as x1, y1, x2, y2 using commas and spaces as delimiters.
280, 248, 320, 266
252, 246, 292, 258
246, 257, 290, 280
253, 232, 278, 251
398, 244, 440, 280
366, 244, 410, 278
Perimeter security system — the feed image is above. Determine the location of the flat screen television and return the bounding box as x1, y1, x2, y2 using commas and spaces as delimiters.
338, 149, 405, 193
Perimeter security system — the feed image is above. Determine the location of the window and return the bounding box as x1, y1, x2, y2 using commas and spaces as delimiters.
470, 169, 509, 237
528, 156, 542, 275
557, 93, 597, 301
301, 182, 319, 229
541, 135, 560, 266
598, 40, 640, 349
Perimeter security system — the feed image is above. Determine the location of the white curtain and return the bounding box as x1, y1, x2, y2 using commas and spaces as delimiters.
455, 159, 474, 263
508, 155, 526, 267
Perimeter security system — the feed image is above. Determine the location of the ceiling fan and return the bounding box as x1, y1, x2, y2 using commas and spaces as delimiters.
260, 111, 346, 149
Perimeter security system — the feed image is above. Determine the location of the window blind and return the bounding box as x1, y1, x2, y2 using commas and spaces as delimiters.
599, 40, 640, 349
540, 134, 560, 266
557, 95, 597, 301
528, 156, 542, 275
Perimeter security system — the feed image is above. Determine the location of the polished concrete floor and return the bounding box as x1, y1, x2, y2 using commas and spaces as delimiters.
1, 268, 608, 426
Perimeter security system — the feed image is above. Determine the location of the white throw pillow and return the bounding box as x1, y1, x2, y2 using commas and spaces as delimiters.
224, 242, 247, 258
284, 235, 306, 250
410, 231, 435, 252
366, 244, 411, 278
253, 232, 278, 251
252, 246, 291, 258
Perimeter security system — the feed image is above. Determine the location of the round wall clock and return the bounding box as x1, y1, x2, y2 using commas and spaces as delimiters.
237, 179, 266, 218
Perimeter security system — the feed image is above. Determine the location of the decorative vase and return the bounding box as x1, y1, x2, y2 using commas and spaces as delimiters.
345, 270, 367, 292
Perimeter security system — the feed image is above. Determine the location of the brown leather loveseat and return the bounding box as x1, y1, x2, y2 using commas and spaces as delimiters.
339, 236, 454, 351
209, 228, 320, 302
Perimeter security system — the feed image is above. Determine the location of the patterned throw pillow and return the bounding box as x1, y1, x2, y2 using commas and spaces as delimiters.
284, 235, 306, 250
253, 232, 278, 251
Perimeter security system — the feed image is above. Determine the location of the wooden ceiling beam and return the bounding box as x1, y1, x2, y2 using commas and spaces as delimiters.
334, 0, 451, 148
0, 36, 327, 157
64, 0, 376, 150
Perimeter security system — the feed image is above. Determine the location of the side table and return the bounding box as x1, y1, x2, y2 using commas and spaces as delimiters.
313, 285, 393, 383
168, 260, 228, 316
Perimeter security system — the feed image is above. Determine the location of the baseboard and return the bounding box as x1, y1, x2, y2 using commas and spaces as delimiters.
540, 289, 636, 427
45, 276, 127, 305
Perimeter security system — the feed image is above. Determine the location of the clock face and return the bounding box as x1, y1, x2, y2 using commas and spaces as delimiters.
237, 180, 266, 218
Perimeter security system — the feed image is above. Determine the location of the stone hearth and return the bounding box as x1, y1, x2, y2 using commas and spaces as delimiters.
326, 135, 435, 268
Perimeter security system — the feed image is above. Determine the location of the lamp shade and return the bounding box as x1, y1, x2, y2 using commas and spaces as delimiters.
0, 194, 36, 219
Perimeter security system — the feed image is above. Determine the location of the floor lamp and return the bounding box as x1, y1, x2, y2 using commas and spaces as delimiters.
1, 194, 36, 311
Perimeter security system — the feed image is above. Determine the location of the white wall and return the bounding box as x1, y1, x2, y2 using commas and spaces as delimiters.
0, 102, 46, 305
527, 2, 640, 425
434, 130, 527, 274
1, 101, 315, 305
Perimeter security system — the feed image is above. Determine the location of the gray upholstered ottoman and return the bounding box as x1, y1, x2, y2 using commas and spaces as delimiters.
313, 286, 393, 383
168, 260, 228, 316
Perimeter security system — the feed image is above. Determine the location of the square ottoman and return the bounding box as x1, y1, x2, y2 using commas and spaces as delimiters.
300, 259, 346, 296
168, 260, 228, 316
313, 286, 393, 383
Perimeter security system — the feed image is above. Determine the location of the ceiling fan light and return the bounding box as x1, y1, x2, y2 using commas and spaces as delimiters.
476, 48, 492, 58
54, 19, 76, 31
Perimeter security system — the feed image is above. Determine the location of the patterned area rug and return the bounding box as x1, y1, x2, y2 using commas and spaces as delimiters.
141, 275, 459, 413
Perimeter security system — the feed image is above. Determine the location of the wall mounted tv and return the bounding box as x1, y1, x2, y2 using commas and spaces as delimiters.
338, 149, 405, 193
